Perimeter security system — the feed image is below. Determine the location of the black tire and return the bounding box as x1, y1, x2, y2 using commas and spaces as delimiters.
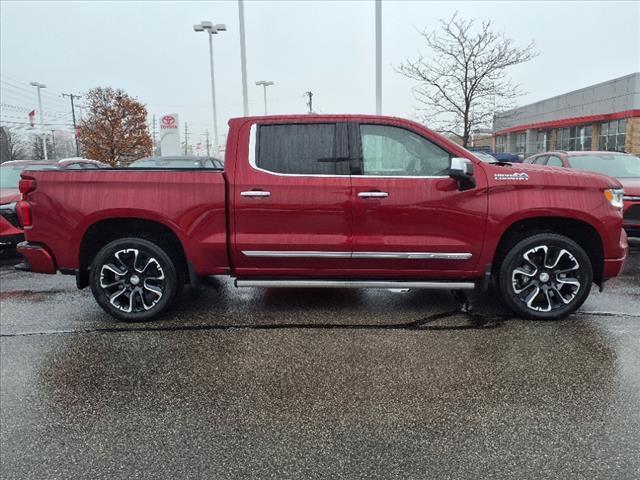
497, 233, 592, 320
89, 237, 182, 321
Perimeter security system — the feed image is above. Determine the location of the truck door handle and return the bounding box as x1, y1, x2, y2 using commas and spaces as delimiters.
241, 190, 271, 198
358, 191, 388, 198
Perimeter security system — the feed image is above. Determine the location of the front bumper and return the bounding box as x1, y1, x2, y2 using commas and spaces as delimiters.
602, 229, 628, 281
0, 233, 24, 249
15, 242, 56, 274
0, 204, 23, 242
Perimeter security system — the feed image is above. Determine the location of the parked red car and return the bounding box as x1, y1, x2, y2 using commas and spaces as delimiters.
1, 159, 108, 254
16, 115, 628, 321
525, 151, 640, 237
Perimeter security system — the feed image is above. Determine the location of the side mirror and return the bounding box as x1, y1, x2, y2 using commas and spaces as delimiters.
448, 157, 476, 191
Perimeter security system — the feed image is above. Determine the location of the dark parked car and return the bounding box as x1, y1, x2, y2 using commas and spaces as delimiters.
467, 147, 522, 163
128, 156, 224, 169
525, 151, 640, 237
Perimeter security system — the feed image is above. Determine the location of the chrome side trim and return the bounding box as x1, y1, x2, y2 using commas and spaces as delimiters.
243, 250, 351, 258
242, 251, 472, 260
236, 279, 476, 289
623, 195, 640, 202
352, 252, 472, 260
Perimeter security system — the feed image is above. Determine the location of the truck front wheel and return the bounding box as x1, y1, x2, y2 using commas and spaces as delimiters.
89, 237, 182, 321
497, 233, 593, 320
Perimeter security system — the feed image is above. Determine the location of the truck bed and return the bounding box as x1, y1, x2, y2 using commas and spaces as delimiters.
20, 169, 230, 275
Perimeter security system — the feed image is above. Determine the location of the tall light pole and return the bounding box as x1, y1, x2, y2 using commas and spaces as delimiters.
194, 21, 226, 150
255, 80, 274, 115
375, 0, 382, 115
238, 0, 249, 116
30, 81, 48, 160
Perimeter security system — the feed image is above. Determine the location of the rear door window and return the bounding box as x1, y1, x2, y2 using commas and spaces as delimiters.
256, 123, 348, 175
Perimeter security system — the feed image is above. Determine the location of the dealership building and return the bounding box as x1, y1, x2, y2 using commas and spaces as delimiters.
493, 72, 640, 157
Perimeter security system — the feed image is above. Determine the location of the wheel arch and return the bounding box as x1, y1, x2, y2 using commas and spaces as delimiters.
78, 217, 188, 289
492, 216, 604, 285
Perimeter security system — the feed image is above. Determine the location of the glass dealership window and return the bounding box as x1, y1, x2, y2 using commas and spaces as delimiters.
535, 131, 548, 153
599, 119, 627, 152
556, 128, 569, 150
495, 135, 505, 153
515, 133, 526, 153
557, 125, 591, 151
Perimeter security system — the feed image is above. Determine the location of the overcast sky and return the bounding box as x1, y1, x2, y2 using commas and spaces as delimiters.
1, 0, 639, 147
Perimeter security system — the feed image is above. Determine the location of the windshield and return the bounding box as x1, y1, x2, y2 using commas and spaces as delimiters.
463, 148, 497, 163
0, 165, 24, 189
569, 153, 640, 178
1, 164, 60, 188
473, 152, 497, 163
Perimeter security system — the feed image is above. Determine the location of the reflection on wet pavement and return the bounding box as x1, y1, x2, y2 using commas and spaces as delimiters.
0, 241, 639, 479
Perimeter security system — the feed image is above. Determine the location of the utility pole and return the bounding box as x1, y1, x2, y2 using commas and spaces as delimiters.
62, 93, 81, 156
375, 0, 382, 115
304, 91, 313, 114
205, 129, 211, 156
30, 81, 48, 160
184, 122, 189, 155
50, 130, 56, 159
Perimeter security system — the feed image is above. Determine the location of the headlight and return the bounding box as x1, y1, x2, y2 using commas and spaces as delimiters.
604, 188, 624, 209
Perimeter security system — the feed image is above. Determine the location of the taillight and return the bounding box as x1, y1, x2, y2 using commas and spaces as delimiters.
19, 177, 37, 196
16, 201, 32, 227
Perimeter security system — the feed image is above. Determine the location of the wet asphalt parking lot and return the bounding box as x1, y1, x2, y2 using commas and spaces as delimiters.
1, 242, 639, 479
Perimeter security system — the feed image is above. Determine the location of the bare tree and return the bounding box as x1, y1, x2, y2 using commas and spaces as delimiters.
398, 13, 537, 147
0, 127, 28, 163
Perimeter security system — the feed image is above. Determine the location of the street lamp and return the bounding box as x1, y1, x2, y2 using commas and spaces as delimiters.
30, 81, 48, 160
193, 21, 226, 151
255, 80, 274, 115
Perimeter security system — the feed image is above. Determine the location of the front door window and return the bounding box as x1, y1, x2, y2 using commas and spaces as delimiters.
360, 124, 451, 177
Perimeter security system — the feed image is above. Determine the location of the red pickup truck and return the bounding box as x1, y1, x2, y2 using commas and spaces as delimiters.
16, 115, 628, 321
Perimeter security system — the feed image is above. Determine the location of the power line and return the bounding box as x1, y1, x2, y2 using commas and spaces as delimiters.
1, 81, 69, 108
0, 119, 73, 127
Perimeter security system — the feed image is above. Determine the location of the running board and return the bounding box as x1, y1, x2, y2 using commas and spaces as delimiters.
235, 279, 476, 289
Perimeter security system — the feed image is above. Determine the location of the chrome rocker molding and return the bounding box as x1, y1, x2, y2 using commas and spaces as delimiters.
242, 251, 472, 260
235, 279, 476, 289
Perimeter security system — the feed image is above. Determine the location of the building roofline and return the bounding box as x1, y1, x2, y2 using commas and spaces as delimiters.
494, 109, 640, 135
496, 72, 640, 118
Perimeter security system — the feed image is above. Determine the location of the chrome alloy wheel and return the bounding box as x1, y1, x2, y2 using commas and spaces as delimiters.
511, 245, 582, 313
99, 248, 165, 313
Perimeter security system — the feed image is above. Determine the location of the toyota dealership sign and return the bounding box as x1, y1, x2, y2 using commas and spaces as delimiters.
159, 113, 180, 155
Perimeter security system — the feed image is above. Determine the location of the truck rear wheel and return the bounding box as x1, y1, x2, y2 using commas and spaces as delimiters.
497, 233, 592, 320
89, 237, 182, 321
